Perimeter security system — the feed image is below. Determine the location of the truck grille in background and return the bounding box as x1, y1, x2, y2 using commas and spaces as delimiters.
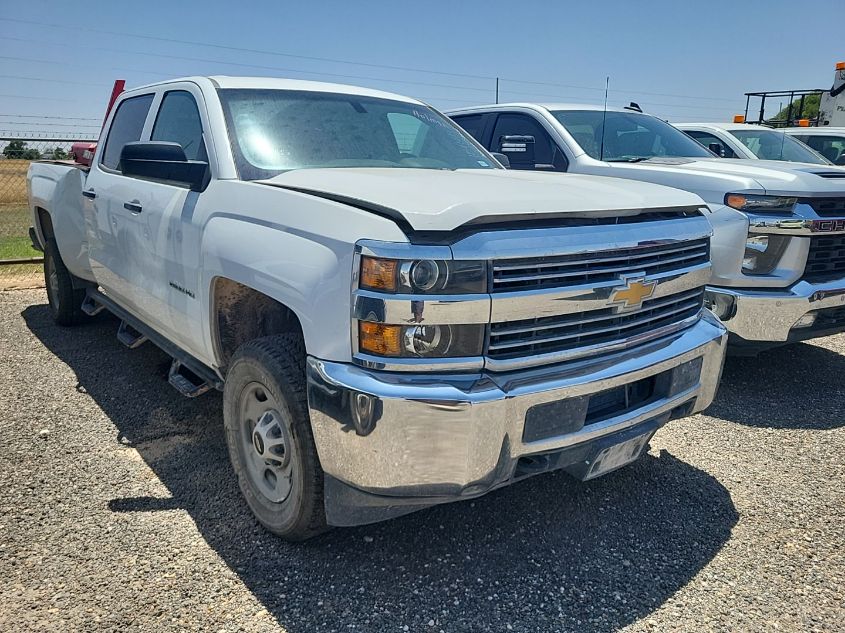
804, 235, 845, 280
803, 197, 845, 215
488, 288, 705, 361
491, 239, 709, 292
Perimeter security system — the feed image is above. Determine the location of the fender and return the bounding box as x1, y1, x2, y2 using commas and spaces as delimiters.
200, 214, 356, 365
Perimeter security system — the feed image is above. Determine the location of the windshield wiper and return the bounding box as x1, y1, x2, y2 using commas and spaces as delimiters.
605, 157, 652, 163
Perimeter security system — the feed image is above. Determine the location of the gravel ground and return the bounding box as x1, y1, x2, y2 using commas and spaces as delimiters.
1, 288, 843, 632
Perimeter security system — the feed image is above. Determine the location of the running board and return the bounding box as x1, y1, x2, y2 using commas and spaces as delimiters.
117, 320, 148, 349
168, 360, 211, 398
86, 288, 224, 396
81, 294, 104, 316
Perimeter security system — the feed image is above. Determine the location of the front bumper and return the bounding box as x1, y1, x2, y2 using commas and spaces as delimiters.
306, 313, 727, 526
707, 277, 845, 346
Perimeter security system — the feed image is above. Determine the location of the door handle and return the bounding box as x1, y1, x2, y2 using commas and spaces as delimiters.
82, 190, 96, 199
123, 201, 143, 213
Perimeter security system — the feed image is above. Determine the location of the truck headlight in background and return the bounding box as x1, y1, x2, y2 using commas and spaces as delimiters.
725, 193, 798, 215
358, 322, 484, 358
360, 256, 487, 294
742, 234, 789, 274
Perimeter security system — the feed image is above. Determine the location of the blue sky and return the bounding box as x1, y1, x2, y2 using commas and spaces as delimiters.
1, 0, 843, 138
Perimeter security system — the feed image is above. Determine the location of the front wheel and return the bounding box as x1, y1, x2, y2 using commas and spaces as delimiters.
43, 238, 86, 326
223, 334, 327, 541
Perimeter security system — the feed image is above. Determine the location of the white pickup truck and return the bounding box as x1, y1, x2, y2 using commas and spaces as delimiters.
28, 77, 727, 539
449, 103, 845, 352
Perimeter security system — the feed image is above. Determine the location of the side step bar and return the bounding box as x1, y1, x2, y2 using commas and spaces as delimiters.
117, 320, 148, 349
168, 360, 211, 398
81, 294, 105, 317
86, 288, 223, 396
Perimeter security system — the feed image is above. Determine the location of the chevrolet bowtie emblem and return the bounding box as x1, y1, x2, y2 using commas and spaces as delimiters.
610, 277, 657, 310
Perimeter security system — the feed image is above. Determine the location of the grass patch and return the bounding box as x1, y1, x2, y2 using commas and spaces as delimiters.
0, 235, 39, 259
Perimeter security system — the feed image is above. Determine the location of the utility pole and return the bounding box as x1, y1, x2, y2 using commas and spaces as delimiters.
495, 77, 499, 104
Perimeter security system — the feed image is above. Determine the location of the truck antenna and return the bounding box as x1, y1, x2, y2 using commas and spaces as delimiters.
599, 76, 609, 161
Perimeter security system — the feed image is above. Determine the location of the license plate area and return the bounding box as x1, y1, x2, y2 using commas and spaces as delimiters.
584, 432, 651, 480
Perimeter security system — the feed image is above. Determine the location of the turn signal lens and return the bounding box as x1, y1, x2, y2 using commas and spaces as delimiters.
726, 193, 748, 209
360, 257, 398, 292
359, 322, 402, 356
733, 114, 746, 123
797, 119, 810, 127
836, 62, 845, 71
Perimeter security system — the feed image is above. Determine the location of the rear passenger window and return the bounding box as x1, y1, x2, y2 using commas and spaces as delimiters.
151, 91, 207, 161
100, 94, 154, 171
452, 114, 486, 142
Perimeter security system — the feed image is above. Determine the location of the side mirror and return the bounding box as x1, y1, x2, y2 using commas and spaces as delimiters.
490, 152, 510, 169
498, 135, 535, 166
119, 141, 209, 192
708, 142, 726, 157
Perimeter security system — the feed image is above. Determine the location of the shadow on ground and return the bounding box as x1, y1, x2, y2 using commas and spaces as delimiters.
707, 342, 845, 430
24, 303, 738, 632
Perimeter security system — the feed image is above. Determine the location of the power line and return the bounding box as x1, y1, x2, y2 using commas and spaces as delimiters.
0, 17, 495, 81
0, 54, 481, 106
0, 120, 100, 128
1, 17, 741, 106
0, 35, 495, 96
0, 113, 100, 121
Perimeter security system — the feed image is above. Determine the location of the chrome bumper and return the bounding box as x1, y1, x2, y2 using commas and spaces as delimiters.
307, 313, 727, 525
707, 277, 845, 344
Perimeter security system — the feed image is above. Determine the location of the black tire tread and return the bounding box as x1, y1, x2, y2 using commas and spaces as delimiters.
225, 333, 327, 540
44, 238, 86, 326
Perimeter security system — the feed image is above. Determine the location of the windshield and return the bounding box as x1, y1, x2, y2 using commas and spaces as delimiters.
218, 89, 496, 180
550, 110, 713, 162
729, 129, 830, 165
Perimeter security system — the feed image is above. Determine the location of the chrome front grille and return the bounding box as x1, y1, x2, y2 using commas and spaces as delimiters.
488, 288, 705, 362
803, 197, 845, 216
491, 238, 710, 292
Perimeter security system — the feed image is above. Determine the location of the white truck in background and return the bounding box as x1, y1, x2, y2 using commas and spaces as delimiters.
27, 76, 727, 540
449, 103, 845, 353
675, 122, 831, 165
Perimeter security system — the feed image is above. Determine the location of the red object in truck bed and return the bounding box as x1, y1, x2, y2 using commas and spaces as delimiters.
69, 79, 126, 167
70, 142, 98, 166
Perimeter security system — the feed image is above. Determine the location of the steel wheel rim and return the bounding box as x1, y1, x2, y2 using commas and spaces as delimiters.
238, 382, 294, 503
46, 255, 59, 309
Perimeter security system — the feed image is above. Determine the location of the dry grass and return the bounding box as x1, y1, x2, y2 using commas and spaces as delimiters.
0, 160, 30, 205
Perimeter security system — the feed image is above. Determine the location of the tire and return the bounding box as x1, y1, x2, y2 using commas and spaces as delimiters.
223, 333, 327, 540
44, 238, 86, 326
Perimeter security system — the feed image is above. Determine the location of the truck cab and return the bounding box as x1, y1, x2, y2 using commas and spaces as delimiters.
448, 103, 845, 352
676, 122, 831, 165
783, 127, 845, 166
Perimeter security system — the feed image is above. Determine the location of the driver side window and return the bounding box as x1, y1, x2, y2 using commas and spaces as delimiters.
684, 130, 736, 158
151, 90, 207, 161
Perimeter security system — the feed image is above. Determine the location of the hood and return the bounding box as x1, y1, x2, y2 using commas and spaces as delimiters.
603, 157, 845, 200
258, 168, 704, 232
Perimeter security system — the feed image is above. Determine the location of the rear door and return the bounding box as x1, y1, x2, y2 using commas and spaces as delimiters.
84, 93, 156, 314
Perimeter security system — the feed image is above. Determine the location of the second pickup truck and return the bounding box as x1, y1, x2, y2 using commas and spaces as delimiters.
28, 76, 726, 539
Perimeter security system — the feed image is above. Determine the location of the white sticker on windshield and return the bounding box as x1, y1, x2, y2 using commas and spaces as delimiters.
477, 160, 489, 167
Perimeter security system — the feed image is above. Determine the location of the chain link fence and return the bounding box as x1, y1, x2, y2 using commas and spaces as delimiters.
1, 134, 96, 290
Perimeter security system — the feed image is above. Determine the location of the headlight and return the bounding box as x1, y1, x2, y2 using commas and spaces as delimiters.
742, 234, 789, 274
358, 322, 484, 358
360, 256, 487, 294
725, 193, 797, 214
